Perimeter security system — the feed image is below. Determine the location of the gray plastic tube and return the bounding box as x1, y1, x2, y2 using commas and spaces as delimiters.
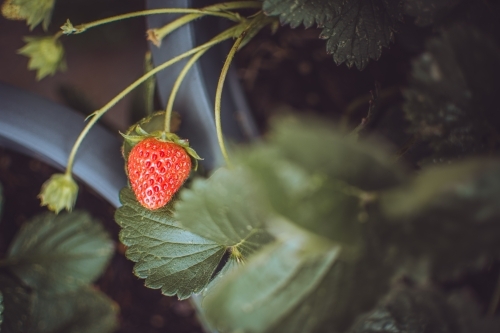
0, 81, 127, 207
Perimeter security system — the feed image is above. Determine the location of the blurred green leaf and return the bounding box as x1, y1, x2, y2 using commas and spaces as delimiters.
204, 237, 340, 333
175, 168, 274, 257
18, 36, 66, 80
320, 0, 403, 69
264, 0, 403, 69
404, 25, 500, 160
6, 211, 113, 294
29, 286, 118, 333
403, 0, 461, 26
240, 146, 363, 245
270, 117, 406, 191
237, 117, 406, 244
348, 286, 500, 333
263, 0, 341, 28
381, 159, 500, 278
116, 187, 230, 300
204, 223, 394, 333
12, 0, 55, 30
0, 274, 33, 333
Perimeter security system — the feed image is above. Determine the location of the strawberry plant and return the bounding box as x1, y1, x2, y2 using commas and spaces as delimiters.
2, 0, 500, 332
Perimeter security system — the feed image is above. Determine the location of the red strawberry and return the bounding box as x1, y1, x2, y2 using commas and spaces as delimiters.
127, 137, 192, 210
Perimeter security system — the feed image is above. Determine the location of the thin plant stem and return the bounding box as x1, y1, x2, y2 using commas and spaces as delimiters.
64, 25, 240, 175
214, 21, 260, 166
154, 1, 262, 42
165, 48, 209, 132
68, 2, 261, 34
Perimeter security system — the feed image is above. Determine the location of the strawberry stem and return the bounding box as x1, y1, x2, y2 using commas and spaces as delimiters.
214, 13, 272, 167
215, 35, 245, 167
163, 22, 246, 132
152, 1, 261, 43
164, 48, 209, 133
61, 2, 262, 35
64, 26, 238, 176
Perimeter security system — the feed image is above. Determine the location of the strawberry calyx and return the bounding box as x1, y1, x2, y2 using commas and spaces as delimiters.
121, 119, 202, 171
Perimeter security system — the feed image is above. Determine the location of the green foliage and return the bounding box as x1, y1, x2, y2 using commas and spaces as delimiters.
175, 168, 274, 256
263, 0, 403, 69
11, 0, 55, 30
380, 159, 500, 280
18, 36, 66, 80
0, 209, 117, 333
204, 239, 340, 333
262, 0, 341, 28
0, 275, 32, 333
349, 287, 500, 333
115, 113, 500, 332
204, 233, 395, 333
0, 274, 117, 333
268, 117, 406, 191
238, 117, 405, 244
116, 186, 271, 300
403, 25, 500, 161
30, 286, 118, 333
5, 211, 113, 294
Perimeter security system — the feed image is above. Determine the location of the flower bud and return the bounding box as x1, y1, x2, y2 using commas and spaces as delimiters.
39, 173, 78, 214
18, 36, 66, 80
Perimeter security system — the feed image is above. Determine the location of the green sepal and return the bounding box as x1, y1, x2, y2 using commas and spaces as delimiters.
38, 173, 78, 214
18, 35, 66, 80
60, 19, 85, 35
121, 112, 203, 172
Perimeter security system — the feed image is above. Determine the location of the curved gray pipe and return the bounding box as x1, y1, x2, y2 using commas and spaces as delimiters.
0, 82, 127, 208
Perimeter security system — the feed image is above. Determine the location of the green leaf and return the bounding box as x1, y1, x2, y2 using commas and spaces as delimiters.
175, 168, 274, 257
6, 211, 113, 294
263, 0, 342, 28
321, 0, 403, 69
264, 0, 403, 69
18, 36, 66, 80
204, 225, 394, 333
380, 159, 500, 279
348, 287, 500, 333
403, 0, 461, 26
404, 25, 500, 160
240, 146, 364, 245
0, 274, 33, 333
12, 0, 56, 30
0, 274, 117, 333
235, 117, 405, 244
115, 188, 225, 299
29, 286, 118, 333
270, 117, 406, 191
204, 237, 340, 333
